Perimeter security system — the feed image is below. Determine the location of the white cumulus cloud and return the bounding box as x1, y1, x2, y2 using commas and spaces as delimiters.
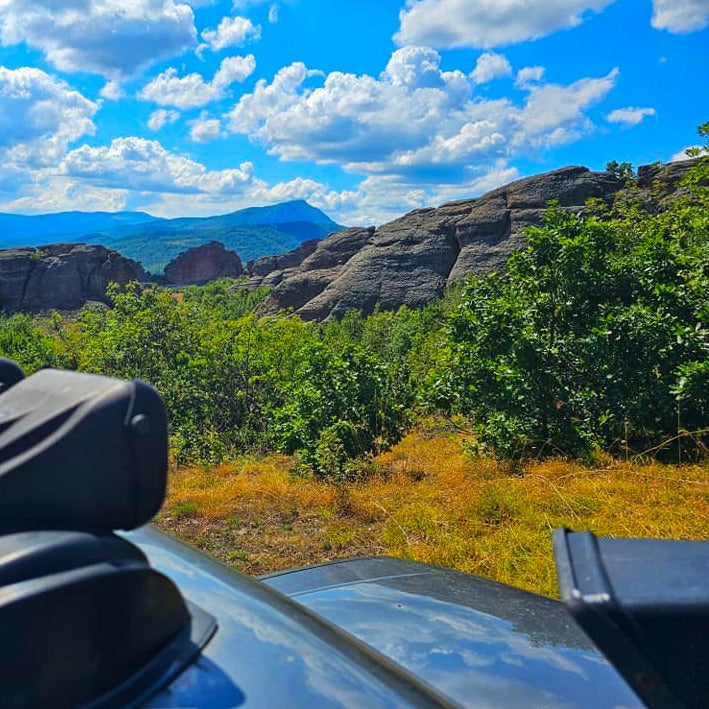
395, 0, 615, 48
0, 0, 197, 79
139, 55, 256, 109
227, 47, 618, 183
59, 136, 254, 194
201, 15, 261, 51
651, 0, 709, 32
0, 65, 97, 165
471, 52, 513, 84
251, 177, 359, 215
189, 114, 223, 142
148, 109, 180, 131
99, 81, 124, 101
515, 66, 545, 88
518, 68, 619, 146
0, 136, 266, 216
325, 164, 522, 225
670, 146, 702, 162
606, 106, 656, 125
228, 47, 471, 170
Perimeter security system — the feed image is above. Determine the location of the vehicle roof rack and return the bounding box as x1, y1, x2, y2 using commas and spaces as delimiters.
0, 364, 216, 708
553, 528, 709, 709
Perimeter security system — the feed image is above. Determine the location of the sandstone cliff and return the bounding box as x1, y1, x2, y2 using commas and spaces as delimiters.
0, 243, 147, 313
256, 166, 623, 320
163, 241, 243, 286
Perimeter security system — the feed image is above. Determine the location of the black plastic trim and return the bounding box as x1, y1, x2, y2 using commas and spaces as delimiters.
553, 528, 709, 709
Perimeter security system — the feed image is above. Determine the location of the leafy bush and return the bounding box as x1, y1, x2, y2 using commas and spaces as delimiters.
427, 145, 708, 458
0, 281, 414, 469
269, 340, 412, 479
0, 313, 69, 373
1, 125, 706, 466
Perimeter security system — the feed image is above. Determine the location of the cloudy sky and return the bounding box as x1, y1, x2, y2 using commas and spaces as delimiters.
1, 0, 708, 224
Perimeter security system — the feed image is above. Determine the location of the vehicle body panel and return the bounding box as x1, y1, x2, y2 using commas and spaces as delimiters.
263, 557, 643, 708
127, 527, 452, 708
128, 527, 641, 708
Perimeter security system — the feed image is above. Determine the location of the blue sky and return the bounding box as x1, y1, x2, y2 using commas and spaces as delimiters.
1, 0, 707, 225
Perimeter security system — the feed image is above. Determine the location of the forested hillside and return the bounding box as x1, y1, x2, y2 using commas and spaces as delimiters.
1, 134, 706, 472
0, 200, 341, 273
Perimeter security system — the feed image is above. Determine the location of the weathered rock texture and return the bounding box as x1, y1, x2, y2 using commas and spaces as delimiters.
258, 166, 624, 320
245, 238, 320, 290
247, 238, 319, 278
0, 243, 147, 313
251, 227, 376, 311
163, 241, 243, 286
637, 159, 696, 190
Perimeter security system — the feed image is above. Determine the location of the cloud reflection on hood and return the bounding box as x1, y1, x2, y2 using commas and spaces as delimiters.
295, 582, 642, 708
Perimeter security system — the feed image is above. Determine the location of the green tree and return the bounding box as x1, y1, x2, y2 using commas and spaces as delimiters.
605, 160, 636, 183
427, 145, 708, 458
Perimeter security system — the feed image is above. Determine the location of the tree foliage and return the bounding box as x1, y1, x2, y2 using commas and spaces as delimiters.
1, 281, 412, 474
429, 142, 708, 458
1, 126, 707, 468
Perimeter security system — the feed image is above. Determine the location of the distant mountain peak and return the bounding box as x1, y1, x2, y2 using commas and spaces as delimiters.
0, 199, 343, 273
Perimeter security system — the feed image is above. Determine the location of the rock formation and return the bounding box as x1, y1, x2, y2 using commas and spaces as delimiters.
254, 160, 699, 320
256, 166, 624, 320
163, 241, 243, 286
0, 243, 147, 313
250, 227, 375, 310
636, 159, 696, 190
246, 238, 320, 287
3, 160, 695, 317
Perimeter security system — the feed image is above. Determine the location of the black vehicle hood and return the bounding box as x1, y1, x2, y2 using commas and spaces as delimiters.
262, 557, 642, 708
130, 527, 641, 707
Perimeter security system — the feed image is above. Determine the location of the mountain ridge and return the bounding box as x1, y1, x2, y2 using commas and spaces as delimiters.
0, 211, 159, 245
0, 200, 342, 272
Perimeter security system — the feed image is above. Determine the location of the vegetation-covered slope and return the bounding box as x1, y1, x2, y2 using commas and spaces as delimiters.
0, 200, 341, 273
98, 221, 335, 273
0, 130, 706, 469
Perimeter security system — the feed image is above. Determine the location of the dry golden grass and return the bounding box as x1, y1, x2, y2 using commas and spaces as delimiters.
156, 426, 709, 597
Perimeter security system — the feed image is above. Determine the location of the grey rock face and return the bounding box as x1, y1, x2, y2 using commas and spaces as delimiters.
0, 243, 147, 313
247, 238, 319, 278
257, 227, 375, 315
163, 241, 243, 286
636, 159, 696, 190
262, 166, 624, 320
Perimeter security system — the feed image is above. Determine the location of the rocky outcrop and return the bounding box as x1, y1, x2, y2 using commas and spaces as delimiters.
245, 238, 322, 289
247, 238, 319, 279
0, 243, 147, 313
636, 158, 697, 191
256, 227, 376, 314
261, 166, 624, 320
163, 241, 243, 286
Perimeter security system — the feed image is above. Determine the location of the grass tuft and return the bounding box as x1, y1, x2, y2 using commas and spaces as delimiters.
156, 427, 708, 597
